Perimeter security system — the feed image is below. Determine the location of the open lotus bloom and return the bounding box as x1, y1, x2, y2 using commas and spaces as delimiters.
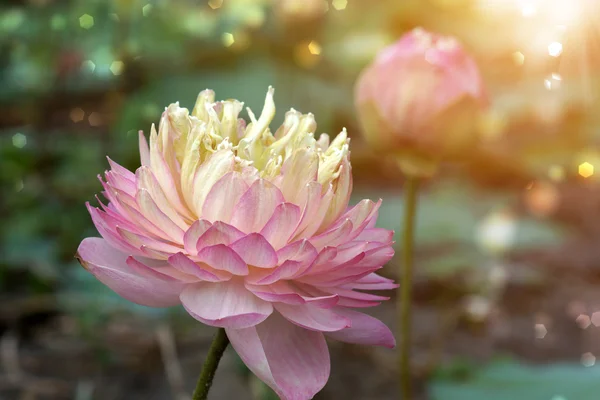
77, 87, 397, 400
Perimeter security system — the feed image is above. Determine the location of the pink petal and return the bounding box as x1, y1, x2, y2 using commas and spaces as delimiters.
309, 219, 353, 249
246, 282, 339, 307
136, 189, 185, 243
323, 287, 389, 308
355, 228, 394, 243
116, 227, 182, 254
342, 199, 381, 242
180, 281, 273, 328
296, 246, 338, 277
325, 308, 395, 348
230, 179, 285, 233
125, 256, 185, 282
139, 131, 151, 166
277, 239, 318, 265
274, 303, 351, 332
365, 208, 379, 229
230, 233, 278, 268
104, 186, 168, 239
196, 244, 249, 275
260, 203, 301, 250
149, 143, 193, 220
196, 222, 245, 251
87, 204, 140, 254
245, 282, 306, 305
226, 312, 330, 400
343, 273, 399, 290
107, 157, 135, 182
183, 220, 212, 255
202, 172, 249, 223
350, 245, 395, 269
291, 181, 326, 241
105, 171, 136, 197
248, 260, 303, 285
76, 238, 183, 307
136, 167, 188, 230
299, 253, 366, 284
168, 253, 231, 282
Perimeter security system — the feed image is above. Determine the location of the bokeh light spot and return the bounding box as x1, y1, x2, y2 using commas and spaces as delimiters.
521, 3, 537, 17
308, 40, 322, 55
581, 352, 596, 367
142, 4, 153, 17
476, 210, 517, 255
50, 14, 66, 31
70, 108, 85, 122
534, 323, 547, 339
548, 42, 563, 57
88, 112, 103, 127
110, 61, 125, 75
332, 0, 348, 10
208, 0, 223, 9
591, 312, 600, 327
576, 314, 591, 329
548, 165, 565, 182
294, 40, 321, 68
512, 51, 525, 66
15, 179, 24, 193
578, 162, 594, 178
81, 60, 95, 73
12, 133, 27, 148
79, 14, 94, 29
524, 181, 560, 218
222, 32, 235, 47
2, 9, 25, 32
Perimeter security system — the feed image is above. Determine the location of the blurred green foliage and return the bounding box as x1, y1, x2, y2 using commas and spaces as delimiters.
431, 361, 600, 400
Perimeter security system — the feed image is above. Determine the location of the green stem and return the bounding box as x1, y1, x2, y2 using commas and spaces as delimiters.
192, 328, 230, 400
399, 176, 419, 399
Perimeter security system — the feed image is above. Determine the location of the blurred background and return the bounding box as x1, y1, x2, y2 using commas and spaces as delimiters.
2, 0, 600, 399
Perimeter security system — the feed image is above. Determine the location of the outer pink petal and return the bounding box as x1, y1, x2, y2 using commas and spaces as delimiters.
87, 204, 140, 255
230, 179, 285, 233
116, 226, 182, 254
139, 131, 151, 166
180, 281, 273, 328
274, 303, 351, 332
230, 233, 278, 268
325, 308, 396, 348
342, 273, 399, 290
323, 287, 389, 308
309, 219, 353, 249
196, 244, 249, 275
167, 253, 231, 282
246, 282, 338, 307
107, 157, 135, 182
291, 181, 324, 241
226, 312, 330, 400
248, 260, 303, 285
76, 238, 184, 307
136, 189, 185, 243
202, 172, 249, 223
355, 228, 393, 243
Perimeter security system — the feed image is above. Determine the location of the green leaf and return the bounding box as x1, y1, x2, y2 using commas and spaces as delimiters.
430, 361, 600, 400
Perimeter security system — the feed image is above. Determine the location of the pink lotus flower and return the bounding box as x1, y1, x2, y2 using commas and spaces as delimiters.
355, 28, 488, 170
77, 88, 397, 400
